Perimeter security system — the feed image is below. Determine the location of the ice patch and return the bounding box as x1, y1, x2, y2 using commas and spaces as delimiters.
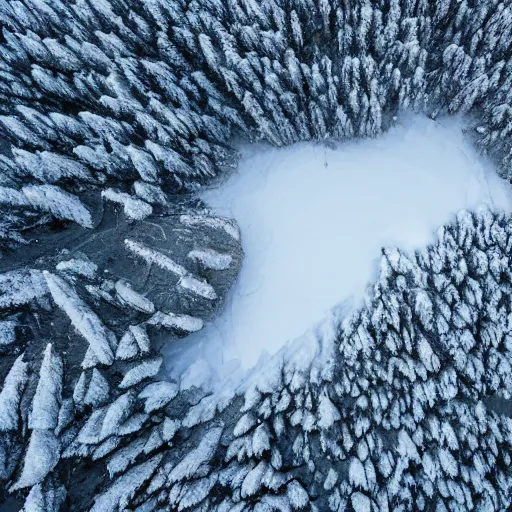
162, 115, 512, 389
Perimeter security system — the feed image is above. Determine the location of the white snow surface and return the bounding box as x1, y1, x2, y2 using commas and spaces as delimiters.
162, 116, 512, 389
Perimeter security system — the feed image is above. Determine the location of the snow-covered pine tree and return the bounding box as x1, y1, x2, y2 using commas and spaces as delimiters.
11, 343, 62, 492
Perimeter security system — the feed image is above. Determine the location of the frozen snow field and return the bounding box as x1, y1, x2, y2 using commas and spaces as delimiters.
163, 115, 512, 389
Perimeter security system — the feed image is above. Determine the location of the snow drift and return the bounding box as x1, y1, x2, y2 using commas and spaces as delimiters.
163, 116, 512, 388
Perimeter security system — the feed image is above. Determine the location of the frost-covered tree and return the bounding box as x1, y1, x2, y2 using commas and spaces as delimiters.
10, 344, 62, 494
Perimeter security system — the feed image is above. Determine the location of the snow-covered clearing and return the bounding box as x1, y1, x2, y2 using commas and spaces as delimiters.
162, 116, 512, 390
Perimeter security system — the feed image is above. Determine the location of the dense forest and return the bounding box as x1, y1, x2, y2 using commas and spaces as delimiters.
0, 0, 511, 510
